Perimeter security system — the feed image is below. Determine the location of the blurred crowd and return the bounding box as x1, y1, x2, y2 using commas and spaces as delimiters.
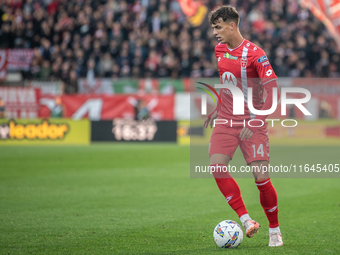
0, 0, 340, 92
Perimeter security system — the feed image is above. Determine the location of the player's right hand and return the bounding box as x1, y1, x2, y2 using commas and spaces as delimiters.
203, 110, 218, 128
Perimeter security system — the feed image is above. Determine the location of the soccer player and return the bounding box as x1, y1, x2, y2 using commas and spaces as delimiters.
204, 5, 283, 247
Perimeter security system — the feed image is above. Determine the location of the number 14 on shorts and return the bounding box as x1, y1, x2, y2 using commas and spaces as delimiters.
252, 144, 264, 158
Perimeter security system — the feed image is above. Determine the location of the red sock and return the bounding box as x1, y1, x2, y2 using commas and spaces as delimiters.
211, 164, 248, 218
255, 178, 279, 228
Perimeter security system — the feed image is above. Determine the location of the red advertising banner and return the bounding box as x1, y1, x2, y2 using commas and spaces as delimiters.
291, 78, 340, 119
269, 78, 340, 119
291, 78, 340, 95
39, 94, 175, 120
0, 87, 40, 118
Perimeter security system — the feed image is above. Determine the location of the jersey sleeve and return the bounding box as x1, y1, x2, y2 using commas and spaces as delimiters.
253, 49, 277, 85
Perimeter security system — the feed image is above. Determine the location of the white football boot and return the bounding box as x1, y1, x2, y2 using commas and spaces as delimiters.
242, 219, 260, 238
268, 232, 283, 247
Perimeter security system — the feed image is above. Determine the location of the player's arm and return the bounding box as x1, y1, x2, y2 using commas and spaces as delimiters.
240, 80, 280, 139
204, 46, 222, 129
247, 80, 280, 132
203, 100, 220, 128
240, 51, 280, 140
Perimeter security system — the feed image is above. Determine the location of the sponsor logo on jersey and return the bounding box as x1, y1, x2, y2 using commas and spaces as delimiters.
262, 60, 270, 67
218, 56, 221, 62
223, 52, 238, 60
265, 69, 273, 76
257, 55, 268, 63
241, 58, 247, 69
222, 72, 237, 86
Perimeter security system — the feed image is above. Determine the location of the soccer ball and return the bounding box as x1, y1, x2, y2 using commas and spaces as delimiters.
213, 220, 243, 248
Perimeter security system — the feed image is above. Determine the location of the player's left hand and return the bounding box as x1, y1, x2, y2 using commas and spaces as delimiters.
240, 127, 253, 141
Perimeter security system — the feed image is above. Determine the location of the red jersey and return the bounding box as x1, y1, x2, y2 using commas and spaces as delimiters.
215, 39, 277, 121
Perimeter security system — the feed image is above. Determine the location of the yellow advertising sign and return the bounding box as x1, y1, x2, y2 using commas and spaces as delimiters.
177, 120, 191, 145
0, 119, 89, 145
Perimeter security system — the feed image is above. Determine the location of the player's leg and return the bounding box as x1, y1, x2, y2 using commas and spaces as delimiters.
251, 160, 282, 246
210, 154, 243, 207
240, 124, 283, 246
209, 126, 257, 238
210, 153, 258, 238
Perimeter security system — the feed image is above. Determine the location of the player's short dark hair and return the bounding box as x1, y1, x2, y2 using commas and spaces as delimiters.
209, 5, 239, 26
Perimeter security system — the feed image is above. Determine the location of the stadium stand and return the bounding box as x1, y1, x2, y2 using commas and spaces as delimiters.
0, 0, 339, 90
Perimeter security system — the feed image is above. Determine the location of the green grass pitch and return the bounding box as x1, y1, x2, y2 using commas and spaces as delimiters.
0, 144, 339, 254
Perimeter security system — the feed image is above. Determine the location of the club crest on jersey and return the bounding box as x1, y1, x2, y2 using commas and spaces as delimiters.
223, 52, 238, 60
257, 55, 268, 63
241, 58, 247, 69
